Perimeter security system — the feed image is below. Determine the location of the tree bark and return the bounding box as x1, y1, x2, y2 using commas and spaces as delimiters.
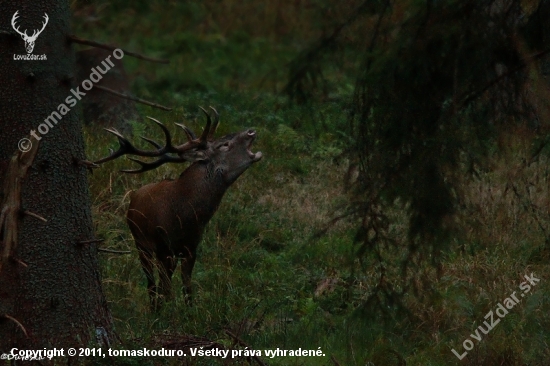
0, 0, 113, 356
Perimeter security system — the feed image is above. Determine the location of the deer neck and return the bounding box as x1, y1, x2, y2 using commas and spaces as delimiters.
176, 163, 228, 216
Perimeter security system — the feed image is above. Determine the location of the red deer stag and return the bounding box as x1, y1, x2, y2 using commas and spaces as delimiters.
95, 107, 262, 307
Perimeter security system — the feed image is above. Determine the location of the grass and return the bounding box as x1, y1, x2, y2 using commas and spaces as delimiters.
78, 1, 550, 365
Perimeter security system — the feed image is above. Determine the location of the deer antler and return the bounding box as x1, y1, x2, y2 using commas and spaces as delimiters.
11, 12, 48, 40
11, 11, 26, 38
121, 155, 198, 174
30, 13, 49, 40
94, 107, 217, 173
207, 107, 220, 140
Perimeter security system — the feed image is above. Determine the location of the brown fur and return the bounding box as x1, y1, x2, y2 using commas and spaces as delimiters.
126, 129, 262, 307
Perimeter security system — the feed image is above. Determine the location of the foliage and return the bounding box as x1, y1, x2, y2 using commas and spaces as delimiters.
285, 0, 550, 316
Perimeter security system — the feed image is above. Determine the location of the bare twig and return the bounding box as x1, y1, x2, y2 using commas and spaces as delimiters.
509, 181, 550, 242
98, 248, 131, 254
11, 257, 28, 267
78, 239, 104, 245
94, 85, 172, 111
330, 355, 342, 366
460, 47, 550, 108
23, 210, 47, 222
78, 159, 100, 169
224, 330, 267, 366
527, 139, 549, 167
75, 159, 100, 174
3, 314, 29, 338
389, 349, 406, 366
67, 35, 169, 64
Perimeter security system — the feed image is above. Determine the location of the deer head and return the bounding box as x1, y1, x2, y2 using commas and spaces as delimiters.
11, 11, 49, 54
94, 106, 262, 179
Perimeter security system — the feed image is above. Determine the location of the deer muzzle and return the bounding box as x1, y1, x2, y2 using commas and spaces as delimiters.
246, 130, 262, 162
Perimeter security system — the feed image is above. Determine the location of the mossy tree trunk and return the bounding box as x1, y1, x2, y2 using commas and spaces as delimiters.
0, 0, 113, 354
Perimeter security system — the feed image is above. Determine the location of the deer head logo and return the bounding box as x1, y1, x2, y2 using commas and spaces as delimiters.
11, 11, 49, 54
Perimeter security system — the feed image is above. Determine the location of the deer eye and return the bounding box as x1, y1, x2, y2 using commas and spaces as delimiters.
220, 142, 230, 149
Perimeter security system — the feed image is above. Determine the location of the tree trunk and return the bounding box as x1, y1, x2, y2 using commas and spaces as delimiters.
0, 0, 113, 356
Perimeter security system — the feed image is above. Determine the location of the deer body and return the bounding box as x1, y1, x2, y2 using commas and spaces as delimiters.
96, 108, 261, 307
127, 164, 229, 304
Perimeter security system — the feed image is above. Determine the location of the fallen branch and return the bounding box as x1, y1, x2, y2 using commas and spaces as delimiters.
225, 330, 267, 366
3, 314, 29, 338
0, 140, 40, 273
68, 35, 169, 64
95, 85, 172, 111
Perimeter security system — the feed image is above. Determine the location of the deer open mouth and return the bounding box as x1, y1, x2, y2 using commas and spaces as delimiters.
246, 130, 262, 162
